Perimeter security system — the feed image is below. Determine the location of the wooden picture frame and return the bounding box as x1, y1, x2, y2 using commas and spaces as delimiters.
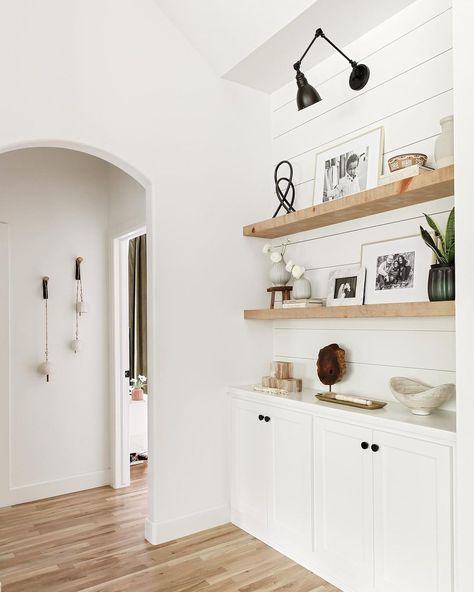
313, 127, 384, 205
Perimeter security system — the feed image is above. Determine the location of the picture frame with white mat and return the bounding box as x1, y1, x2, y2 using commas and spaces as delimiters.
326, 265, 366, 306
313, 127, 384, 205
361, 234, 433, 304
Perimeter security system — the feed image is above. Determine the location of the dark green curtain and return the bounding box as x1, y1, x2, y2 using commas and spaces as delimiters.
128, 235, 147, 384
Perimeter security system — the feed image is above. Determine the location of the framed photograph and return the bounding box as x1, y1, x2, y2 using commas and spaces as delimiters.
326, 266, 366, 306
313, 127, 384, 204
361, 235, 433, 304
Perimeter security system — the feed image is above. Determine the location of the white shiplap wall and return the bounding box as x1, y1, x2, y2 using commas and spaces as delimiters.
270, 0, 455, 409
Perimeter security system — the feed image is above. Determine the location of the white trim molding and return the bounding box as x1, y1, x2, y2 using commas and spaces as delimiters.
9, 469, 111, 506
145, 505, 230, 545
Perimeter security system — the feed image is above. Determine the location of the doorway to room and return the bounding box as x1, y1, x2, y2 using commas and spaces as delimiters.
113, 227, 149, 488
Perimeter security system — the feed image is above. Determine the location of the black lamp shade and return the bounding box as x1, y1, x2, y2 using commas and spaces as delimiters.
349, 63, 370, 90
296, 71, 322, 110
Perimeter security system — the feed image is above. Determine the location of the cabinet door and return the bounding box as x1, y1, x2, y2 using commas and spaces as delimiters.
231, 398, 270, 539
267, 406, 313, 554
372, 430, 452, 592
315, 418, 374, 592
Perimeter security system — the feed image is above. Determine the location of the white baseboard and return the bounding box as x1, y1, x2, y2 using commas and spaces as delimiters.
8, 469, 111, 506
145, 504, 230, 545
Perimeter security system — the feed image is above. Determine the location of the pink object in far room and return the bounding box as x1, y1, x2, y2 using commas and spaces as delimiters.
131, 388, 144, 401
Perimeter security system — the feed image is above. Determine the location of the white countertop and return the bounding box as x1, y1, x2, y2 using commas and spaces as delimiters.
228, 385, 456, 444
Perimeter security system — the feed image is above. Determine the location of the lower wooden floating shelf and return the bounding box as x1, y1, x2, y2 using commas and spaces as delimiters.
244, 301, 455, 320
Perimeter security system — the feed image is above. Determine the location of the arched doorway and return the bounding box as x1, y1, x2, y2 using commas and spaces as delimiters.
0, 142, 155, 540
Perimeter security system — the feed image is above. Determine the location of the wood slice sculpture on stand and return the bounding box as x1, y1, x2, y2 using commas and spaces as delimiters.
315, 343, 387, 409
316, 343, 346, 393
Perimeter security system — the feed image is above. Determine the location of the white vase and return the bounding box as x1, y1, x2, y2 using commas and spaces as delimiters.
269, 259, 291, 286
434, 115, 454, 168
292, 277, 312, 299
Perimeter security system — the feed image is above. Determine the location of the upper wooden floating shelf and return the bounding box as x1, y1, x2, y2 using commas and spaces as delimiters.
244, 165, 454, 238
244, 301, 455, 320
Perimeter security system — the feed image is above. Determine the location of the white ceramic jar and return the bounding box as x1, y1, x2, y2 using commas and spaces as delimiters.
434, 115, 454, 168
292, 277, 312, 299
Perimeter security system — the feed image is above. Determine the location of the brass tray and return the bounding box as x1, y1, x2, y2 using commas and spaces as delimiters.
315, 392, 387, 410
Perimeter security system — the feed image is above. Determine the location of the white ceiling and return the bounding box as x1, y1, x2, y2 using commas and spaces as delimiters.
154, 0, 418, 93
153, 0, 316, 76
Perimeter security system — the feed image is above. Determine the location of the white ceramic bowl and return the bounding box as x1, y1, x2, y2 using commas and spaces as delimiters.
389, 377, 455, 416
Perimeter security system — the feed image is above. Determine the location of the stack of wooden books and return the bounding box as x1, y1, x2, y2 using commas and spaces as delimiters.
282, 298, 325, 308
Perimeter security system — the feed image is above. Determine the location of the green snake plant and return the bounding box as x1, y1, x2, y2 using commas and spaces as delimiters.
419, 207, 455, 266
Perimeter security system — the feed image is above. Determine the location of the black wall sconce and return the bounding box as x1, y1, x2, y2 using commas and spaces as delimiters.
294, 28, 370, 110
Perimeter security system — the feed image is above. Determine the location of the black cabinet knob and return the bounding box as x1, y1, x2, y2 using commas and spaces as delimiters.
258, 414, 264, 421
371, 444, 380, 452
264, 416, 271, 422
361, 441, 369, 450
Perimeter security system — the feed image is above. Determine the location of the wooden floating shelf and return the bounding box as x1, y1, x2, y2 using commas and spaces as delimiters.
244, 301, 455, 320
244, 165, 454, 238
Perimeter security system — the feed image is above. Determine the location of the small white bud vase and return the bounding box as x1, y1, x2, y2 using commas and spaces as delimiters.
269, 258, 291, 286
292, 276, 312, 299
434, 115, 454, 168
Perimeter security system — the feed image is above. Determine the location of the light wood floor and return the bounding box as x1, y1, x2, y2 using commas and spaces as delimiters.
0, 465, 340, 592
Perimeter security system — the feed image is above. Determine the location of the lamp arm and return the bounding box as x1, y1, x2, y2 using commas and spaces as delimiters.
293, 28, 357, 71
293, 30, 320, 71
318, 29, 357, 67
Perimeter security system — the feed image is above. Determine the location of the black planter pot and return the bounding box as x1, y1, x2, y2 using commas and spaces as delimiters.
428, 264, 455, 301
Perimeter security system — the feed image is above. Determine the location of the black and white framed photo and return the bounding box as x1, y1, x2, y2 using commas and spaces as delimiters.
361, 235, 433, 304
313, 127, 384, 205
326, 266, 366, 306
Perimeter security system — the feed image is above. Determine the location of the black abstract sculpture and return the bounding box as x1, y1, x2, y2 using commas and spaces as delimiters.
273, 160, 296, 218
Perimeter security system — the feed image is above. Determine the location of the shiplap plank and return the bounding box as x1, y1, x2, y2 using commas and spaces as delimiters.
282, 195, 454, 245
283, 206, 452, 271
272, 9, 452, 138
271, 0, 452, 110
273, 316, 455, 332
273, 51, 452, 164
284, 90, 453, 195
274, 356, 455, 410
273, 328, 455, 372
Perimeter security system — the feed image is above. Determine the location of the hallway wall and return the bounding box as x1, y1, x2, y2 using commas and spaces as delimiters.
0, 148, 145, 504
0, 0, 273, 541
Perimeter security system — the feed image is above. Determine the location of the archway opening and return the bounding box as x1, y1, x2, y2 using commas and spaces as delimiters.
0, 145, 154, 525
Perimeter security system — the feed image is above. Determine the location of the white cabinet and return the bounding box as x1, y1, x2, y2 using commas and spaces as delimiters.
230, 389, 454, 592
267, 405, 313, 552
372, 430, 452, 592
231, 397, 313, 555
231, 398, 270, 539
314, 418, 453, 592
315, 418, 374, 591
